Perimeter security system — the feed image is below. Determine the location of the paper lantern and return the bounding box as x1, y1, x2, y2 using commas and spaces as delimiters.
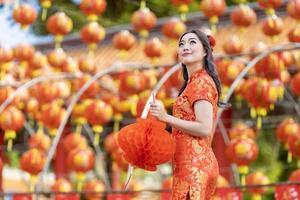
131, 7, 157, 38
80, 0, 106, 21
80, 22, 105, 51
13, 3, 37, 29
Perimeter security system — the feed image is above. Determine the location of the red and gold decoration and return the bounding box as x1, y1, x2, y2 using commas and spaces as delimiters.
144, 37, 163, 63
287, 0, 300, 22
258, 0, 283, 16
200, 0, 226, 33
171, 0, 193, 21
230, 4, 256, 32
78, 56, 97, 74
118, 117, 175, 171
0, 106, 25, 151
67, 147, 95, 191
79, 0, 106, 21
287, 133, 300, 165
131, 3, 157, 39
28, 130, 51, 153
290, 72, 300, 96
52, 178, 80, 200
13, 3, 37, 29
27, 52, 48, 77
63, 132, 88, 152
0, 46, 13, 79
162, 18, 187, 42
83, 179, 106, 200
80, 22, 106, 53
46, 12, 73, 48
217, 59, 245, 87
112, 30, 136, 59
46, 48, 67, 71
20, 148, 46, 192
85, 99, 113, 145
14, 43, 35, 80
261, 15, 284, 41
223, 35, 244, 55
246, 172, 270, 200
288, 26, 300, 43
229, 122, 257, 140
226, 138, 259, 185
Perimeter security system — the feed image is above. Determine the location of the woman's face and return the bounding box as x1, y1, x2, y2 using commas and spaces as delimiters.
178, 33, 206, 65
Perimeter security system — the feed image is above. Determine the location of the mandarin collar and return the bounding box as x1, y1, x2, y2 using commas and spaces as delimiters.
188, 68, 206, 83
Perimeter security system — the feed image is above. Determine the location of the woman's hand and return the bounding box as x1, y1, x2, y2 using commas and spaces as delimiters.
149, 102, 168, 122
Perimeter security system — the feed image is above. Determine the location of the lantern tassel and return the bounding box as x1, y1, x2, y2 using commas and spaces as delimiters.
76, 172, 86, 192
252, 194, 262, 200
93, 125, 103, 146
42, 8, 48, 21
257, 116, 262, 129
5, 130, 16, 152
29, 175, 37, 192
113, 114, 122, 133
287, 151, 292, 163
7, 139, 13, 152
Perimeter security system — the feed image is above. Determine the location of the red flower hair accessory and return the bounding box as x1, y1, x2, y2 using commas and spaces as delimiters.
208, 35, 216, 51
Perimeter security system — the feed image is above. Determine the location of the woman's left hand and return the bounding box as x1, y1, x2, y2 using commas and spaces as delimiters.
149, 102, 168, 122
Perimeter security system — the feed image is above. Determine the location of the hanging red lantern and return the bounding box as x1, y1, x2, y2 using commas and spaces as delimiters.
72, 100, 92, 126
290, 72, 300, 96
111, 147, 129, 171
0, 106, 25, 151
85, 99, 113, 145
223, 35, 244, 55
261, 16, 283, 39
230, 4, 256, 30
171, 0, 193, 21
104, 132, 118, 153
47, 48, 67, 70
112, 30, 136, 58
258, 0, 282, 15
40, 103, 66, 137
78, 56, 97, 74
217, 59, 244, 86
63, 132, 88, 153
72, 75, 100, 99
131, 7, 157, 39
162, 18, 187, 41
67, 147, 95, 191
287, 0, 300, 21
14, 43, 35, 62
200, 0, 226, 33
118, 117, 176, 171
83, 179, 105, 200
61, 57, 79, 73
288, 26, 300, 43
226, 138, 259, 185
39, 0, 53, 20
289, 169, 300, 182
24, 98, 40, 120
229, 123, 257, 140
144, 37, 163, 62
288, 133, 300, 160
20, 148, 46, 192
246, 172, 270, 199
46, 12, 73, 48
80, 22, 105, 51
119, 71, 148, 95
28, 132, 51, 153
13, 3, 37, 29
30, 82, 61, 105
80, 0, 106, 21
27, 52, 48, 77
0, 47, 13, 78
52, 178, 80, 200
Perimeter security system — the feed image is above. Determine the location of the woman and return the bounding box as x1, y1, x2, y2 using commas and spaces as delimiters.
150, 29, 225, 200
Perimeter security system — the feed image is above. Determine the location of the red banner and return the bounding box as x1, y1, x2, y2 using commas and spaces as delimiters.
275, 184, 300, 200
213, 187, 243, 200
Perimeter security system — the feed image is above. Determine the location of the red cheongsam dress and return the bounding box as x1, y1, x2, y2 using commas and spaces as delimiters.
171, 68, 219, 200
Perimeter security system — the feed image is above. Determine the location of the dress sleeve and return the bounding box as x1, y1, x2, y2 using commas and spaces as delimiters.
187, 76, 217, 107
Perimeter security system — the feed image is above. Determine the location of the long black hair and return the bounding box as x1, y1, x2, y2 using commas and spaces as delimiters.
178, 29, 227, 108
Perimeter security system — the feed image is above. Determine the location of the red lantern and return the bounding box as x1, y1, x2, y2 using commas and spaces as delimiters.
40, 103, 66, 137
289, 169, 300, 182
276, 118, 298, 140
111, 147, 129, 171
246, 172, 270, 198
20, 148, 45, 175
61, 57, 79, 73
112, 30, 136, 57
80, 22, 105, 51
24, 98, 40, 120
14, 43, 35, 62
78, 56, 97, 74
72, 75, 100, 99
290, 72, 300, 96
0, 106, 25, 151
217, 59, 244, 86
85, 99, 113, 145
28, 132, 51, 153
46, 12, 73, 48
171, 0, 193, 21
258, 0, 282, 15
47, 48, 67, 70
162, 18, 187, 41
52, 178, 79, 200
0, 47, 13, 77
261, 16, 283, 38
287, 132, 300, 159
226, 138, 259, 184
63, 133, 88, 153
288, 26, 300, 43
223, 35, 243, 55
131, 7, 157, 38
144, 37, 163, 62
200, 0, 226, 33
118, 117, 176, 171
28, 52, 48, 76
80, 0, 106, 21
104, 132, 118, 153
287, 0, 300, 21
119, 71, 148, 95
230, 4, 256, 29
30, 82, 61, 105
229, 123, 257, 140
83, 179, 105, 200
13, 4, 37, 29
72, 100, 92, 125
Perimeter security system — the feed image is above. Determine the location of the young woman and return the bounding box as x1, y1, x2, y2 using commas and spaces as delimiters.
150, 29, 224, 200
